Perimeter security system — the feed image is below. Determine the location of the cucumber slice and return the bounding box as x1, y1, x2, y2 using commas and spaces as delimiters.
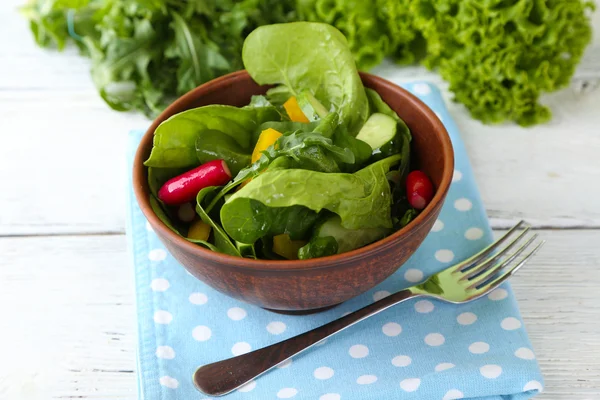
311, 215, 390, 254
297, 91, 329, 121
356, 113, 397, 150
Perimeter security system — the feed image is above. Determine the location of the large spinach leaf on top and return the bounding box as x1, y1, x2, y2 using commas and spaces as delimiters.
221, 154, 403, 242
242, 22, 369, 135
145, 105, 279, 168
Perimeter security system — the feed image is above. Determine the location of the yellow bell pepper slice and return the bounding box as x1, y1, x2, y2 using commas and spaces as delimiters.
272, 234, 307, 260
283, 96, 310, 123
187, 220, 211, 241
251, 128, 283, 163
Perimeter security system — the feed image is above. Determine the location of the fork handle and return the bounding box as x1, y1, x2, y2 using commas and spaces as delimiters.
193, 289, 416, 396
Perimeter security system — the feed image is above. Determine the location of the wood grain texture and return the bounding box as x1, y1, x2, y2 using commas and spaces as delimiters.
0, 231, 598, 399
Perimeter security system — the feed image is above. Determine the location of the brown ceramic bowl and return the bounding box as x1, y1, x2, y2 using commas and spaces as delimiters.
133, 70, 454, 313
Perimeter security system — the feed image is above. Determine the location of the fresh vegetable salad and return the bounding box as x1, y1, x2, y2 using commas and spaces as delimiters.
144, 22, 434, 260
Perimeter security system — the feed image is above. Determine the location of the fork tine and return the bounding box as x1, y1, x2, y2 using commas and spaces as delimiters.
470, 240, 545, 293
458, 227, 532, 280
466, 234, 538, 289
450, 220, 525, 273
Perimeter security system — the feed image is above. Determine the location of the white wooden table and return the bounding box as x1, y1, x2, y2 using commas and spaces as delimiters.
1, 2, 599, 399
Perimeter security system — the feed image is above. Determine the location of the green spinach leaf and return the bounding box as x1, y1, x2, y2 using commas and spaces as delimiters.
220, 199, 319, 244
222, 154, 403, 243
196, 187, 240, 256
145, 105, 279, 168
298, 236, 338, 260
242, 22, 369, 134
149, 194, 219, 251
195, 130, 251, 176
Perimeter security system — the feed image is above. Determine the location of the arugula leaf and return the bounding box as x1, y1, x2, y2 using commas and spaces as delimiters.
145, 105, 279, 168
242, 22, 369, 134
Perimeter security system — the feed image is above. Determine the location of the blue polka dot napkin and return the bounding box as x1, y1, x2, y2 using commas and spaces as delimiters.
126, 82, 543, 400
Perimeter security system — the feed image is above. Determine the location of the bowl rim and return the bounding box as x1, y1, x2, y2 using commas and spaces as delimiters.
133, 70, 454, 271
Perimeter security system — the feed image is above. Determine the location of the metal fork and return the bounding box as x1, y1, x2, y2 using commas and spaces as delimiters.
193, 221, 544, 396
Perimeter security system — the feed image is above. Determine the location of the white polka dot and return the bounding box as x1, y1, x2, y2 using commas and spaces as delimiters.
349, 344, 369, 358
413, 83, 431, 95
159, 376, 178, 389
465, 227, 484, 240
457, 312, 477, 325
435, 249, 455, 263
357, 375, 377, 385
151, 278, 170, 292
404, 269, 424, 283
443, 389, 464, 400
189, 292, 208, 305
277, 388, 298, 398
488, 288, 508, 301
232, 342, 252, 356
435, 363, 455, 372
501, 317, 522, 330
319, 394, 340, 400
276, 359, 292, 368
523, 380, 543, 392
452, 170, 463, 182
382, 322, 402, 337
237, 380, 256, 392
425, 333, 445, 346
415, 300, 434, 313
391, 355, 412, 367
480, 364, 502, 379
373, 290, 390, 301
469, 342, 490, 354
154, 310, 172, 324
314, 366, 334, 380
435, 111, 443, 122
145, 221, 154, 232
267, 321, 287, 335
192, 325, 212, 342
400, 378, 421, 392
227, 307, 247, 321
515, 347, 535, 360
431, 219, 444, 232
454, 198, 473, 211
156, 346, 175, 359
148, 249, 167, 261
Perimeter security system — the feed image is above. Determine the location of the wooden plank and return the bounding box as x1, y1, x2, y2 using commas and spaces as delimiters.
0, 230, 598, 399
1, 2, 600, 234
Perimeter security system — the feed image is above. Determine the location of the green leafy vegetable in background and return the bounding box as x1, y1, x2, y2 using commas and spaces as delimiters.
22, 0, 593, 126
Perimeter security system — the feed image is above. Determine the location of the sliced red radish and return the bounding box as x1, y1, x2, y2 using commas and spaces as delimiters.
406, 170, 434, 210
158, 160, 231, 205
